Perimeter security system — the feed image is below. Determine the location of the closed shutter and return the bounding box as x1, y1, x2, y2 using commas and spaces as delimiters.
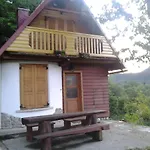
20, 64, 48, 109
34, 65, 48, 108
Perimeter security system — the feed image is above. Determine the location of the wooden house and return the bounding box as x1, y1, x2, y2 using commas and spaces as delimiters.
0, 0, 125, 128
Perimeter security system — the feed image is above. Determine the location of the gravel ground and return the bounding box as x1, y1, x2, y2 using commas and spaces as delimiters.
1, 120, 150, 150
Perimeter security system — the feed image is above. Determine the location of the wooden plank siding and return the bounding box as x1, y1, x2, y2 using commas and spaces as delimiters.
63, 65, 110, 118
30, 9, 90, 34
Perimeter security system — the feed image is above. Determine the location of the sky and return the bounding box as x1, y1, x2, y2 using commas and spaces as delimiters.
85, 0, 150, 73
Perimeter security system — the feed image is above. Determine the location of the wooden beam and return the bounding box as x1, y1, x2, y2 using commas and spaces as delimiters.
45, 7, 86, 15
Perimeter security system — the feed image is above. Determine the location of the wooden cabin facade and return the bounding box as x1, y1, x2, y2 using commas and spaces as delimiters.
0, 0, 125, 128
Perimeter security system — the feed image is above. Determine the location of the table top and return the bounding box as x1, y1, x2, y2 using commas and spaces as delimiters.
22, 109, 107, 125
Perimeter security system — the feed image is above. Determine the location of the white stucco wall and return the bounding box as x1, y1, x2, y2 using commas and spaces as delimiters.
1, 61, 62, 118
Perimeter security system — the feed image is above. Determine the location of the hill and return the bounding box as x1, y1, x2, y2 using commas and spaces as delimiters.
110, 67, 150, 84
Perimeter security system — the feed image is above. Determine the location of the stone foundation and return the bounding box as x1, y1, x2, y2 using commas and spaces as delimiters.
1, 113, 22, 129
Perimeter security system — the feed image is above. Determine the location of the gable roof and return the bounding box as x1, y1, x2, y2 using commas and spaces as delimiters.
0, 0, 124, 68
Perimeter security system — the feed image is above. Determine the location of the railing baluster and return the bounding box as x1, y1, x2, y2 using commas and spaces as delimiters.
91, 38, 93, 54
93, 38, 96, 54
97, 39, 99, 54
85, 37, 87, 53
78, 36, 81, 53
59, 34, 62, 50
101, 40, 103, 53
47, 33, 50, 50
87, 38, 89, 54
35, 32, 38, 49
55, 34, 58, 50
31, 32, 34, 49
40, 32, 42, 50
63, 35, 67, 50
44, 32, 46, 50
52, 33, 54, 51
99, 39, 101, 54
82, 37, 85, 53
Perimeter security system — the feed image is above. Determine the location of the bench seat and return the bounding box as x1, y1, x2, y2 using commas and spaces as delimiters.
34, 124, 103, 140
33, 123, 109, 150
25, 122, 55, 142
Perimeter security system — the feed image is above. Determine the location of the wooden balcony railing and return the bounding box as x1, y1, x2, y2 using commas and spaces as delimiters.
7, 26, 114, 57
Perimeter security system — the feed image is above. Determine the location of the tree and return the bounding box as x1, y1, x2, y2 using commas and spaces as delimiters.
0, 0, 41, 48
97, 0, 150, 63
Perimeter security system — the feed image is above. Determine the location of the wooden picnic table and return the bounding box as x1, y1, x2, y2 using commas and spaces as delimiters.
22, 109, 107, 124
22, 110, 109, 150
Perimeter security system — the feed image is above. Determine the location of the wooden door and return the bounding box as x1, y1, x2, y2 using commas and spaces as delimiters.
64, 72, 83, 113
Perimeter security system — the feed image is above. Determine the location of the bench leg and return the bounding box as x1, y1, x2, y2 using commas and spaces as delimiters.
51, 123, 54, 132
41, 138, 52, 150
26, 126, 33, 142
39, 121, 52, 150
92, 129, 103, 141
64, 121, 71, 129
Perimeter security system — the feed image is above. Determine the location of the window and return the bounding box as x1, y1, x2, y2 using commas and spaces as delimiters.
20, 64, 48, 109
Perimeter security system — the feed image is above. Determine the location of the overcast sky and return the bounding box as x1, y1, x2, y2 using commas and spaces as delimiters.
85, 0, 149, 73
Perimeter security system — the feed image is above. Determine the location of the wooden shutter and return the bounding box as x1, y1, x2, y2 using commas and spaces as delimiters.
20, 64, 48, 109
20, 65, 35, 109
34, 65, 48, 108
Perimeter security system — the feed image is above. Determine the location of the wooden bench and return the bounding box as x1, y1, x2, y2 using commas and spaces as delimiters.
64, 116, 86, 128
33, 123, 109, 150
26, 122, 55, 142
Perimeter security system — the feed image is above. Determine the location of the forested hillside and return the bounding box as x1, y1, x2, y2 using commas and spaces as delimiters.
109, 81, 150, 125
110, 67, 150, 84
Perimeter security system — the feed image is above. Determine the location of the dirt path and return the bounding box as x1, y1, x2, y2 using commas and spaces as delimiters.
1, 120, 150, 150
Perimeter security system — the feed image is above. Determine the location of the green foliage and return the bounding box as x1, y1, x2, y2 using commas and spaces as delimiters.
98, 0, 150, 63
109, 81, 150, 126
0, 0, 42, 47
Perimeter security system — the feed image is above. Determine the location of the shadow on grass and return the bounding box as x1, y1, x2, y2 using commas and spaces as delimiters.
26, 134, 96, 150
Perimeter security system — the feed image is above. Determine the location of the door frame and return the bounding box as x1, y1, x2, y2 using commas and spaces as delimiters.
63, 71, 84, 113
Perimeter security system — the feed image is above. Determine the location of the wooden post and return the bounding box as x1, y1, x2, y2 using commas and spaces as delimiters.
92, 129, 103, 141
92, 114, 97, 124
39, 121, 52, 150
26, 126, 33, 142
85, 115, 92, 125
64, 120, 71, 129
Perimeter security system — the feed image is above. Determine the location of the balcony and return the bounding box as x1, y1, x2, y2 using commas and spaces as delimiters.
7, 26, 115, 57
